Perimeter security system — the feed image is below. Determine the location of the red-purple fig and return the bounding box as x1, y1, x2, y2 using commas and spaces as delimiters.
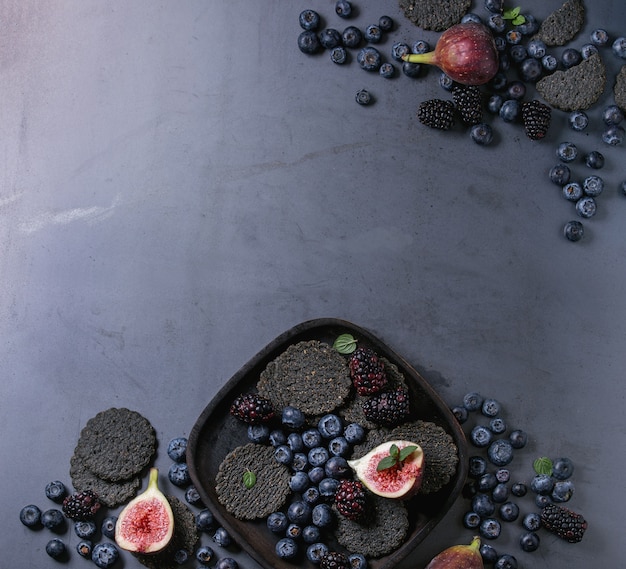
402, 22, 498, 85
424, 536, 483, 569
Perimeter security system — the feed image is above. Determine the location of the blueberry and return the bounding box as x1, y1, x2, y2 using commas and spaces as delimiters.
526, 39, 547, 59
328, 437, 350, 457
495, 554, 518, 569
522, 512, 541, 531
287, 500, 312, 525
472, 493, 496, 517
196, 545, 215, 565
520, 531, 540, 552
508, 429, 527, 449
451, 405, 469, 423
379, 62, 396, 78
247, 423, 270, 443
583, 175, 604, 197
463, 392, 483, 411
541, 54, 558, 72
168, 462, 191, 487
481, 398, 501, 417
489, 417, 506, 434
499, 99, 520, 122
561, 48, 581, 68
75, 520, 97, 539
552, 457, 574, 479
568, 110, 589, 131
41, 508, 65, 531
215, 559, 239, 569
439, 72, 456, 91
45, 480, 68, 503
562, 182, 583, 202
185, 485, 204, 507
493, 36, 507, 51
511, 482, 527, 497
312, 503, 334, 527
174, 548, 190, 564
535, 494, 552, 508
480, 543, 499, 564
471, 425, 493, 448
287, 432, 304, 452
364, 25, 382, 44
492, 483, 509, 503
292, 452, 308, 471
402, 61, 422, 78
590, 28, 610, 46
355, 89, 373, 106
488, 14, 506, 34
196, 509, 214, 532
342, 26, 363, 48
463, 480, 478, 499
167, 437, 188, 462
551, 480, 575, 502
462, 13, 483, 24
621, 180, 626, 196
602, 125, 625, 145
549, 164, 570, 186
299, 9, 320, 31
343, 423, 365, 444
303, 485, 321, 505
612, 37, 626, 59
478, 472, 498, 492
530, 474, 554, 495
463, 511, 481, 529
318, 477, 340, 499
335, 0, 352, 18
302, 524, 320, 543
490, 71, 508, 90
498, 501, 520, 522
349, 553, 368, 569
330, 45, 349, 64
307, 542, 330, 564
269, 429, 287, 447
576, 196, 597, 218
213, 526, 232, 547
498, 51, 511, 71
46, 538, 67, 560
585, 150, 605, 169
318, 414, 343, 439
308, 466, 326, 485
274, 445, 294, 465
487, 94, 504, 114
318, 29, 342, 50
92, 542, 119, 568
286, 523, 302, 539
469, 455, 488, 478
557, 141, 578, 162
19, 504, 42, 528
275, 537, 298, 560
516, 13, 538, 35
412, 39, 430, 54
391, 42, 411, 61
484, 0, 504, 13
519, 57, 543, 82
581, 43, 599, 60
308, 446, 330, 467
509, 45, 527, 63
480, 517, 502, 539
267, 511, 288, 533
470, 123, 494, 145
378, 16, 394, 32
77, 539, 93, 558
298, 30, 322, 55
302, 429, 322, 449
290, 471, 310, 493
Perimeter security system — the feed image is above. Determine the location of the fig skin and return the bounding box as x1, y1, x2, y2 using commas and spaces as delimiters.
425, 536, 483, 569
402, 23, 498, 85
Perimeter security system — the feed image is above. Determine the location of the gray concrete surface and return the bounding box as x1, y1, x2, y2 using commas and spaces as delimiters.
2, 1, 625, 567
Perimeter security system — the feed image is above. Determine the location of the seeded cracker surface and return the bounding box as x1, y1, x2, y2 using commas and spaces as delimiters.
398, 0, 471, 31
74, 408, 157, 482
335, 494, 409, 558
134, 496, 199, 569
536, 53, 606, 111
534, 0, 585, 46
256, 340, 351, 416
215, 443, 291, 520
615, 66, 626, 113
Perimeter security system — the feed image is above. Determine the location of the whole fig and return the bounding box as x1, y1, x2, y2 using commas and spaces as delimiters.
425, 536, 483, 569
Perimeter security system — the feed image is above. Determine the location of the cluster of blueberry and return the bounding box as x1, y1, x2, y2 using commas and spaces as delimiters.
247, 406, 368, 567
18, 481, 120, 567
452, 392, 579, 568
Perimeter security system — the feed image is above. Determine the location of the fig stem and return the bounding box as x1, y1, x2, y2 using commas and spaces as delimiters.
402, 52, 437, 65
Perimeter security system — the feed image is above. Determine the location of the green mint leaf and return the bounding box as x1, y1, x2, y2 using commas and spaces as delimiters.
243, 470, 257, 489
512, 14, 526, 25
333, 333, 358, 354
377, 455, 398, 471
389, 444, 400, 459
503, 6, 521, 19
398, 445, 418, 462
533, 457, 553, 476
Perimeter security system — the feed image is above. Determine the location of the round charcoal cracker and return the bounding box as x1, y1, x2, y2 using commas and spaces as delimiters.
75, 408, 157, 482
615, 66, 626, 113
399, 0, 471, 31
216, 443, 291, 520
256, 340, 351, 416
70, 452, 141, 508
134, 496, 199, 569
335, 494, 409, 558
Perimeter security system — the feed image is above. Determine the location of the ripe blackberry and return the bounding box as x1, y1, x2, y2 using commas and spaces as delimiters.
334, 479, 367, 521
521, 100, 551, 140
452, 85, 483, 125
417, 99, 455, 130
62, 490, 101, 521
349, 347, 388, 395
320, 551, 351, 569
230, 392, 274, 424
540, 504, 587, 543
362, 386, 410, 427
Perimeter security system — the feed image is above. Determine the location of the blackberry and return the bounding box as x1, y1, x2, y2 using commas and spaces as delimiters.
417, 99, 455, 130
540, 504, 587, 543
362, 386, 410, 427
349, 347, 388, 395
334, 479, 367, 521
452, 85, 483, 125
62, 490, 101, 520
230, 392, 274, 424
320, 551, 351, 569
521, 100, 551, 140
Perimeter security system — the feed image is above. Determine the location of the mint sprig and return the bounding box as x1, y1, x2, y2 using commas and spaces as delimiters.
377, 444, 418, 472
533, 457, 553, 476
503, 6, 526, 26
333, 333, 357, 354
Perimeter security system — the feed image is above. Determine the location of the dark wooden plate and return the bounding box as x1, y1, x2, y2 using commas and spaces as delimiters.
187, 318, 468, 569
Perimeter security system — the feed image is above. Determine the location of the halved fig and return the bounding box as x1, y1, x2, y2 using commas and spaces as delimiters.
115, 468, 174, 554
347, 440, 424, 499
